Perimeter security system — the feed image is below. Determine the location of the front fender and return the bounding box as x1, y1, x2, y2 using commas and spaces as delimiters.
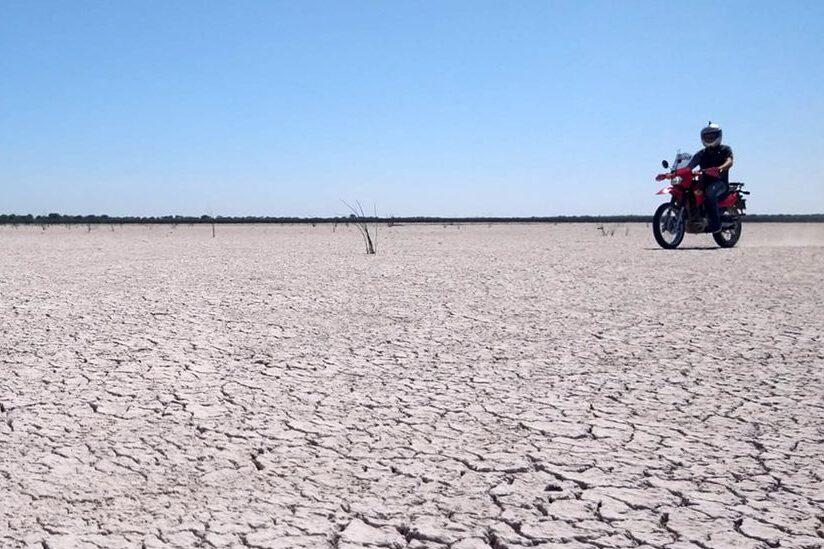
656, 186, 673, 195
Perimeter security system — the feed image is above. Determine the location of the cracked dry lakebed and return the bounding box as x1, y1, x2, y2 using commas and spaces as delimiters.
1, 223, 823, 549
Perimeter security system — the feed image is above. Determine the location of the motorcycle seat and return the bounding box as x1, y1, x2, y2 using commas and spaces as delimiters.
720, 182, 748, 200
721, 182, 750, 198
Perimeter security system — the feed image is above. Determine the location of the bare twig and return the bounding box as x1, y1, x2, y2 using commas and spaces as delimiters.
341, 199, 377, 254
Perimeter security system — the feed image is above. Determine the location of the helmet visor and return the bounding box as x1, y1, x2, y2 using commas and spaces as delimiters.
702, 130, 721, 144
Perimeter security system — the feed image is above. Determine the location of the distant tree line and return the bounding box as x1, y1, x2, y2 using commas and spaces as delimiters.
0, 212, 822, 225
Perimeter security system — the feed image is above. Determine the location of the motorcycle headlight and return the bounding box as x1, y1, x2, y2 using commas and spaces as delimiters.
672, 176, 683, 185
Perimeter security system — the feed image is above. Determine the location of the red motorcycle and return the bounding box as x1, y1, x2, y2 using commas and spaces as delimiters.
652, 153, 749, 249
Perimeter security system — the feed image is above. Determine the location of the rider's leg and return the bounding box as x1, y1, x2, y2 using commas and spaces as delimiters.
705, 180, 727, 232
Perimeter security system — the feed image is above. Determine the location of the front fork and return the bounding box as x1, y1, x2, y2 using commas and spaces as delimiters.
663, 202, 685, 233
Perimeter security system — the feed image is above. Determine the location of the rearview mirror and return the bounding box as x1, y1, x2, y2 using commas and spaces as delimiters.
661, 160, 669, 169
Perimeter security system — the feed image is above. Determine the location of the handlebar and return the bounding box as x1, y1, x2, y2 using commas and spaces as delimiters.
655, 167, 721, 181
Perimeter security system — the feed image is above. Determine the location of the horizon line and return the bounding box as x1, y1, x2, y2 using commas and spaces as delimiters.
2, 213, 823, 224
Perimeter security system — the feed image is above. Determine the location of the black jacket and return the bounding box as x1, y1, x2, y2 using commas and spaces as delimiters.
688, 145, 734, 183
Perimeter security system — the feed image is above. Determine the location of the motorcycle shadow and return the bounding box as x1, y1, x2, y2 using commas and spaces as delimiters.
643, 246, 720, 251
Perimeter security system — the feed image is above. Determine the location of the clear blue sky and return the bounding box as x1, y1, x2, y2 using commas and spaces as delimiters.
2, 0, 822, 217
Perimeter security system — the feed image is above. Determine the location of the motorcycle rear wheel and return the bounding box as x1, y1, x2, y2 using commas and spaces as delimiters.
653, 203, 685, 249
712, 209, 742, 248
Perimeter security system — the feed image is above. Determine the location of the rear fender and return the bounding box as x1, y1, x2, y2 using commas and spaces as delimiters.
719, 192, 738, 209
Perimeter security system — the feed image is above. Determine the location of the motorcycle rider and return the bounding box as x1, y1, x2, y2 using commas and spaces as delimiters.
688, 123, 734, 233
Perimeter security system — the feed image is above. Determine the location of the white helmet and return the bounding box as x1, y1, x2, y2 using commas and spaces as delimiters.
701, 122, 722, 148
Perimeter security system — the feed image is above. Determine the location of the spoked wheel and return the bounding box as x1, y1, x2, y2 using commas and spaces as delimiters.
653, 202, 685, 249
712, 208, 742, 248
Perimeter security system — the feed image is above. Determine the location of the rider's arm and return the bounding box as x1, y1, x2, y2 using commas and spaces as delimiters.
718, 154, 734, 173
687, 150, 703, 170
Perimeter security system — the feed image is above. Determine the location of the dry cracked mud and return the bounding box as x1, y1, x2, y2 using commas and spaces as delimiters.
1, 223, 823, 549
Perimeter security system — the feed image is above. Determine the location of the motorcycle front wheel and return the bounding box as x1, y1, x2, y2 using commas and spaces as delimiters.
653, 203, 685, 249
712, 209, 742, 248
